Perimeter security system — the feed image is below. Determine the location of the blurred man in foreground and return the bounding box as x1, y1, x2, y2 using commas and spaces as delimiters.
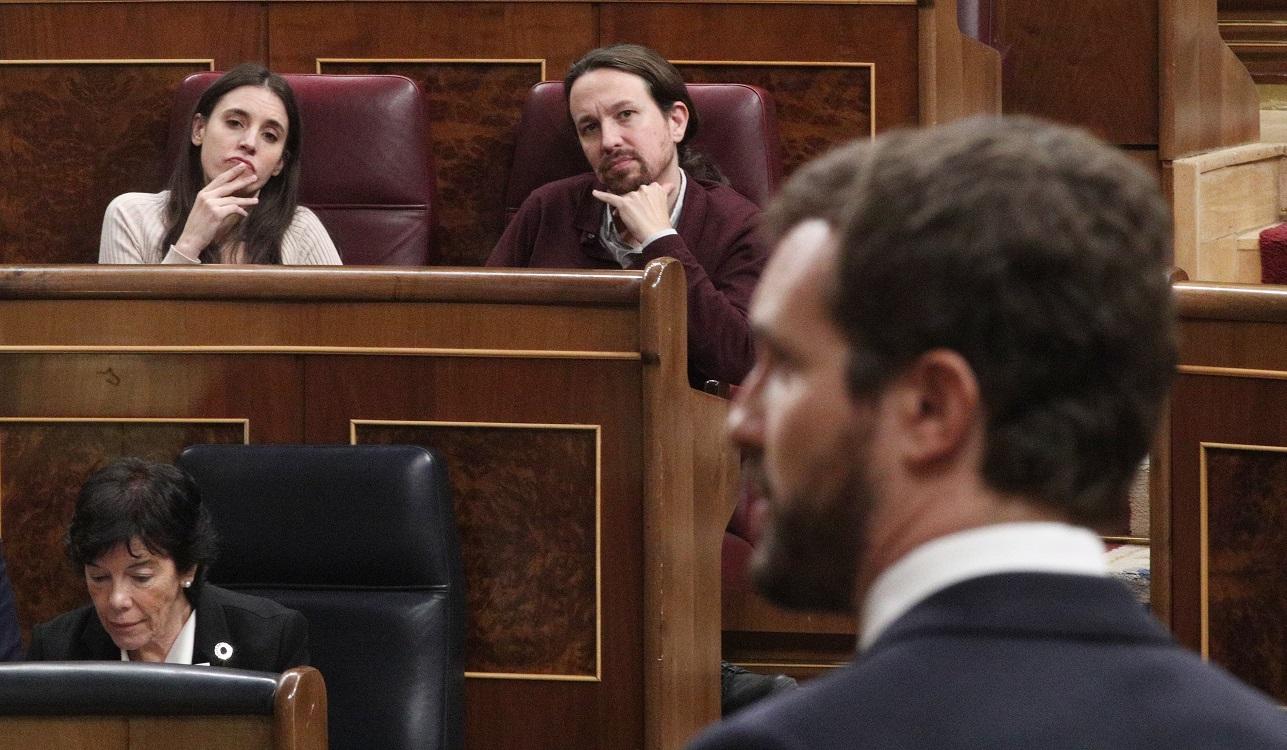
688, 117, 1287, 749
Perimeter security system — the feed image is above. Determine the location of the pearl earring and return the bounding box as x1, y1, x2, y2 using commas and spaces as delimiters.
182, 580, 192, 589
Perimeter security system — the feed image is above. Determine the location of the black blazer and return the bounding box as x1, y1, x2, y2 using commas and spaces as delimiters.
689, 573, 1287, 750
28, 583, 308, 672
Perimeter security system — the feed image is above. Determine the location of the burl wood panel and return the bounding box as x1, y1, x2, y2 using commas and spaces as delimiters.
679, 64, 873, 178
0, 62, 207, 263
356, 422, 599, 677
1203, 444, 1287, 703
0, 420, 245, 645
320, 61, 543, 267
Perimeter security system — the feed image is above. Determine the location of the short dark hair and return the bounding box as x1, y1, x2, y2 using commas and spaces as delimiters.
564, 44, 724, 183
768, 116, 1176, 525
68, 458, 218, 579
162, 62, 304, 264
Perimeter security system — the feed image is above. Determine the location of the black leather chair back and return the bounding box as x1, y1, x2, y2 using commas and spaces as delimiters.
179, 444, 464, 750
0, 662, 278, 715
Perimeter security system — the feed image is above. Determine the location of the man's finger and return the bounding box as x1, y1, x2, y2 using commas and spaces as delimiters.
592, 189, 625, 207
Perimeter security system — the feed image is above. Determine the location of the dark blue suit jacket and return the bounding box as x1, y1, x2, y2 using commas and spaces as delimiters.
0, 541, 20, 661
689, 573, 1287, 749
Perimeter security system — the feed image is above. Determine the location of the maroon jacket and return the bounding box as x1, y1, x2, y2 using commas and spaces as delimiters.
487, 173, 768, 386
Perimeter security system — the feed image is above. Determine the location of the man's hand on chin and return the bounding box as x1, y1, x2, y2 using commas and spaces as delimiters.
592, 181, 676, 244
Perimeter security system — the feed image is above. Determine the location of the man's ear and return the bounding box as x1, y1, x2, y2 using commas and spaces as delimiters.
888, 349, 980, 467
666, 101, 689, 144
191, 114, 206, 146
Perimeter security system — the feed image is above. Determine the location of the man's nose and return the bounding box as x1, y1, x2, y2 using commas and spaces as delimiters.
600, 120, 625, 149
727, 366, 765, 448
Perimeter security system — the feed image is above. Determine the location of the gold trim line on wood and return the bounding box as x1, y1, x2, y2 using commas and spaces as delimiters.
352, 420, 604, 681
1199, 443, 1210, 659
1177, 365, 1287, 381
0, 59, 214, 68
1226, 41, 1287, 48
0, 416, 249, 431
1102, 535, 1150, 545
317, 57, 547, 80
1220, 20, 1287, 27
0, 345, 641, 360
672, 60, 877, 138
464, 671, 600, 682
351, 419, 601, 431
730, 661, 846, 671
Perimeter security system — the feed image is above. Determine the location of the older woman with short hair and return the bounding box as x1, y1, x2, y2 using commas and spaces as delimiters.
28, 458, 308, 670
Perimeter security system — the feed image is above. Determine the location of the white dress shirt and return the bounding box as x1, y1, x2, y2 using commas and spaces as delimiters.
859, 522, 1107, 651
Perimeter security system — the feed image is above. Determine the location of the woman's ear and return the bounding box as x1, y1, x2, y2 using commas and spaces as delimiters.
191, 114, 206, 147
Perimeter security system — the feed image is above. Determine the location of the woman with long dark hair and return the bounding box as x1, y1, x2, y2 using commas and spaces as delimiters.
99, 63, 340, 265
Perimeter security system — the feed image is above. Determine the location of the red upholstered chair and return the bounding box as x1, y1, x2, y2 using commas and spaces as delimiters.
167, 73, 435, 265
503, 80, 784, 223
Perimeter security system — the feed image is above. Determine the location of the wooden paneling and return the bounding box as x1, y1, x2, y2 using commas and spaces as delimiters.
0, 717, 128, 749
0, 61, 209, 263
919, 0, 1001, 125
0, 3, 262, 62
1163, 0, 1260, 159
0, 419, 246, 643
266, 2, 593, 76
602, 3, 921, 145
0, 263, 726, 750
1168, 282, 1287, 705
0, 2, 260, 263
679, 63, 873, 178
993, 0, 1159, 147
1202, 444, 1287, 703
1171, 143, 1287, 281
356, 420, 605, 678
1219, 2, 1287, 81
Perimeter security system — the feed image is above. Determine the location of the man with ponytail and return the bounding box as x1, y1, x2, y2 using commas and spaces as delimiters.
487, 44, 768, 388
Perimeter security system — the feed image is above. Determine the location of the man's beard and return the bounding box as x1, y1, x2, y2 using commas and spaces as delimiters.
745, 454, 870, 613
599, 149, 654, 194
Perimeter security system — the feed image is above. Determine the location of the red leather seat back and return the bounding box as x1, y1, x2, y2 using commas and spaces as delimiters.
167, 73, 435, 265
503, 81, 784, 220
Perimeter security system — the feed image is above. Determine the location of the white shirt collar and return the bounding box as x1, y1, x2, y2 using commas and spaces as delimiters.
859, 522, 1107, 651
120, 608, 196, 664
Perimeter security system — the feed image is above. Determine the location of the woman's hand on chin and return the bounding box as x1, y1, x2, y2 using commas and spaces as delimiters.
174, 163, 260, 261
